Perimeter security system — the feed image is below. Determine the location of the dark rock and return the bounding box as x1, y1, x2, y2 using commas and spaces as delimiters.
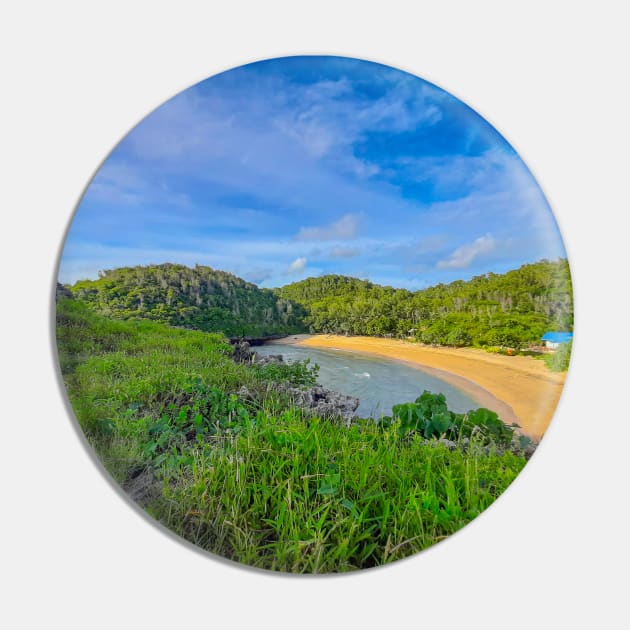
231, 340, 255, 363
276, 383, 359, 426
523, 442, 537, 460
230, 344, 358, 425
437, 438, 457, 451
55, 282, 73, 301
509, 433, 538, 460
230, 340, 285, 366
253, 353, 284, 366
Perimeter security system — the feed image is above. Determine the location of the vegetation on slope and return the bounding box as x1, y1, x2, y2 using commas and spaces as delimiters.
64, 258, 573, 357
56, 298, 526, 572
544, 339, 573, 372
69, 263, 307, 337
277, 259, 573, 348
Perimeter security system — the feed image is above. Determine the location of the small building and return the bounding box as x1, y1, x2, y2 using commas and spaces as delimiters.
541, 331, 573, 350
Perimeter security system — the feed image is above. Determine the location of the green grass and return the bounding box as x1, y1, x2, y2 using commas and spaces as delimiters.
544, 340, 572, 372
56, 298, 526, 573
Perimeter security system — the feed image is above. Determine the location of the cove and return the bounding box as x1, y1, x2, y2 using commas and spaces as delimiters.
255, 343, 480, 419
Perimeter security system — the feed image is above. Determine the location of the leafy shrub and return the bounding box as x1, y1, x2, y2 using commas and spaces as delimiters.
145, 381, 252, 466
392, 391, 516, 446
445, 328, 472, 347
457, 407, 515, 445
393, 391, 454, 439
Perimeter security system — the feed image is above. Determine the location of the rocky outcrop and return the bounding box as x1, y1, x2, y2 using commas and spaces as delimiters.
423, 435, 537, 459
231, 341, 359, 425
255, 353, 284, 366
237, 382, 359, 426
231, 339, 255, 363
276, 383, 359, 426
55, 282, 73, 301
231, 339, 287, 366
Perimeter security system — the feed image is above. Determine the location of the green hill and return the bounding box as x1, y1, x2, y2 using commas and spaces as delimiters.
55, 297, 526, 571
69, 263, 307, 337
65, 258, 572, 348
276, 259, 572, 348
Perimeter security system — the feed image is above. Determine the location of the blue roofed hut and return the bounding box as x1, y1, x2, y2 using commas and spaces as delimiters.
541, 331, 573, 350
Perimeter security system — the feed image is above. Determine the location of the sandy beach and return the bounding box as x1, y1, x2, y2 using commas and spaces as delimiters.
277, 335, 566, 440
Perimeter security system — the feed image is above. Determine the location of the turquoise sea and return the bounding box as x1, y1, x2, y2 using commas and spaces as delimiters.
254, 343, 479, 418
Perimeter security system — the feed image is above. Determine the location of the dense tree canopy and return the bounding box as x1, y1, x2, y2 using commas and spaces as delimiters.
70, 264, 307, 337
276, 259, 572, 348
66, 258, 572, 348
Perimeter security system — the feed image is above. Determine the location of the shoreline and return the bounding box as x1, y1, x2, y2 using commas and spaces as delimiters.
269, 334, 566, 439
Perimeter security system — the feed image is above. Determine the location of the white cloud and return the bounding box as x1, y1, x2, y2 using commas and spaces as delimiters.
437, 233, 496, 269
295, 213, 361, 241
273, 75, 441, 161
287, 257, 307, 274
349, 158, 380, 179
329, 246, 361, 258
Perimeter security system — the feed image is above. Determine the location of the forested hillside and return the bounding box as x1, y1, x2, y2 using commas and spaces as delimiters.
277, 259, 572, 348
65, 259, 572, 348
69, 264, 307, 337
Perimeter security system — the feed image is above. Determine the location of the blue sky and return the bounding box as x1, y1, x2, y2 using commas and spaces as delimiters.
59, 56, 565, 289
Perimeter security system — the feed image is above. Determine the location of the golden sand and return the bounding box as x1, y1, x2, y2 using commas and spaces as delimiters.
291, 335, 566, 440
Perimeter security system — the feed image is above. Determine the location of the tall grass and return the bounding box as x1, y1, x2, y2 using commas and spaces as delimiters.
56, 298, 526, 573
154, 414, 523, 572
544, 340, 572, 372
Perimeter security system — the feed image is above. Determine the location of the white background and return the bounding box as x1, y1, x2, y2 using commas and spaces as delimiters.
1, 2, 628, 628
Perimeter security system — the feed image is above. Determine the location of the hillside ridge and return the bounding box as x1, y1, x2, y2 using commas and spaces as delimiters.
68, 263, 307, 337
276, 258, 572, 346
64, 258, 572, 347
